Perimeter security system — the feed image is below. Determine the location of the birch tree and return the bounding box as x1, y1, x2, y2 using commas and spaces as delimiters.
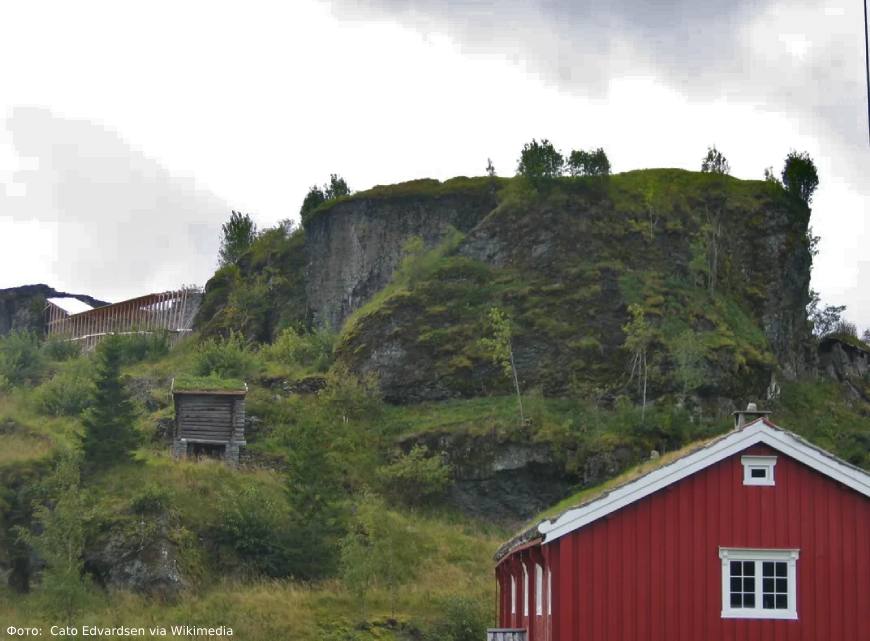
480, 307, 524, 425
623, 304, 654, 421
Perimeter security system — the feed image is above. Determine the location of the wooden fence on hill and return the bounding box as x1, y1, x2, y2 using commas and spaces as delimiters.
46, 287, 201, 350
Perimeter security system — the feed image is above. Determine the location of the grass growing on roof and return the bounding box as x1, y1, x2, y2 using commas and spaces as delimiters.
172, 374, 246, 392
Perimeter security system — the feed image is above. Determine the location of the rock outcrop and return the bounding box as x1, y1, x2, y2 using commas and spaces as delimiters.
819, 336, 870, 400
399, 426, 641, 526
0, 284, 108, 336
304, 178, 497, 329
332, 171, 815, 405
85, 513, 188, 600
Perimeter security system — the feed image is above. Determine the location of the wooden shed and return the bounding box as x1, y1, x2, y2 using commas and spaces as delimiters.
171, 377, 247, 465
492, 409, 870, 641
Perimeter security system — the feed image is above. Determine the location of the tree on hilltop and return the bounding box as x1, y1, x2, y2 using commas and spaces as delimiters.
219, 210, 257, 266
300, 174, 351, 223
486, 158, 496, 177
517, 139, 563, 186
763, 166, 780, 184
781, 151, 819, 204
567, 147, 611, 177
701, 146, 730, 175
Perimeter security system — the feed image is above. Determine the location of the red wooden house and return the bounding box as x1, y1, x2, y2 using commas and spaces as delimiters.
492, 410, 870, 641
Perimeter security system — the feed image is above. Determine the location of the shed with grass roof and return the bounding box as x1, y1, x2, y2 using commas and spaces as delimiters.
171, 377, 247, 465
489, 405, 870, 641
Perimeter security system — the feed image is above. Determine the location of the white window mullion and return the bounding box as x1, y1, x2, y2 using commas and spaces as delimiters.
535, 564, 543, 616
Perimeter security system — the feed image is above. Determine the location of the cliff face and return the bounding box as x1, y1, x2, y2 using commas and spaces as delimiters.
0, 284, 108, 336
330, 171, 815, 405
304, 178, 498, 330
195, 226, 308, 342
818, 337, 870, 401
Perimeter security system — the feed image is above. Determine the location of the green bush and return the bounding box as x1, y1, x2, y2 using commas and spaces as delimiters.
340, 492, 424, 616
426, 595, 489, 641
266, 326, 335, 373
34, 358, 94, 417
129, 483, 174, 515
376, 445, 452, 506
113, 332, 171, 364
193, 331, 259, 379
0, 330, 46, 387
41, 338, 81, 362
213, 484, 291, 578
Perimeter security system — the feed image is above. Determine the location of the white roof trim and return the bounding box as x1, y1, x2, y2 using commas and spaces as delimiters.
46, 297, 93, 315
538, 419, 870, 544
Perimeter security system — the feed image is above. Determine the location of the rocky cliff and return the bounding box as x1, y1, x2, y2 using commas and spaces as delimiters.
196, 170, 816, 408
819, 336, 870, 401
330, 170, 815, 405
304, 178, 499, 329
0, 284, 108, 336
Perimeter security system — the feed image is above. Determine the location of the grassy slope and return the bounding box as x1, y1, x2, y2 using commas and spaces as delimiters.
1, 348, 866, 639
0, 342, 508, 641
1, 333, 868, 640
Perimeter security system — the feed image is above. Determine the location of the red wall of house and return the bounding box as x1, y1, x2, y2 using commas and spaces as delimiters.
497, 444, 870, 641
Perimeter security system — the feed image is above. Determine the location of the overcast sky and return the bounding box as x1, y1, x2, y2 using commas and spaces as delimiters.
0, 1, 867, 330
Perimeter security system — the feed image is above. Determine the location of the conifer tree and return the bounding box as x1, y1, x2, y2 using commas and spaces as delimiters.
81, 335, 139, 474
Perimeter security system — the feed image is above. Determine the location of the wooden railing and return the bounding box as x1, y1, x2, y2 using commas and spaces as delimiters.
45, 287, 201, 350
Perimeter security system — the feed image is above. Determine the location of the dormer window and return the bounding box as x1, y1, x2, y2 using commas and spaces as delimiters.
742, 455, 776, 486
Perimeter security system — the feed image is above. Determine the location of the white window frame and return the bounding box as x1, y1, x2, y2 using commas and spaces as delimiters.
535, 564, 543, 616
742, 455, 777, 486
523, 565, 529, 616
719, 548, 799, 620
511, 575, 516, 615
547, 567, 552, 615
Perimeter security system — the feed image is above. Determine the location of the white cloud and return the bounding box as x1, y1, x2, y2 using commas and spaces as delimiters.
0, 0, 867, 331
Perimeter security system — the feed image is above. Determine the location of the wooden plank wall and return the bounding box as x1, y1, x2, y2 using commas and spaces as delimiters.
176, 394, 239, 442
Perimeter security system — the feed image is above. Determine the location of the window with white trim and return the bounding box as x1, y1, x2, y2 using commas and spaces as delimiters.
719, 548, 798, 619
547, 567, 552, 615
511, 576, 516, 615
535, 564, 543, 615
523, 565, 529, 616
742, 455, 777, 486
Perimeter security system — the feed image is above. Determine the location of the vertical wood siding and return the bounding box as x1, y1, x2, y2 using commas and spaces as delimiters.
45, 288, 200, 350
497, 444, 870, 641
